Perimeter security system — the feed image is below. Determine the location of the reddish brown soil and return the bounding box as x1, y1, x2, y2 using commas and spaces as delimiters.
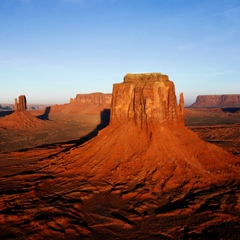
0, 106, 108, 153
0, 106, 240, 239
185, 108, 240, 156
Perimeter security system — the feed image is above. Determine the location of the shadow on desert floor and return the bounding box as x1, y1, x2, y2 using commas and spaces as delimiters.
18, 108, 111, 153
221, 107, 240, 113
0, 110, 14, 118
37, 106, 51, 120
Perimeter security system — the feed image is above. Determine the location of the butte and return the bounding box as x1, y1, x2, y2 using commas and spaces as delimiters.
0, 95, 47, 129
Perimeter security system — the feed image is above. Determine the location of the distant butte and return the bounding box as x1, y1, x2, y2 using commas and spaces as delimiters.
70, 92, 112, 105
0, 95, 47, 129
190, 94, 240, 108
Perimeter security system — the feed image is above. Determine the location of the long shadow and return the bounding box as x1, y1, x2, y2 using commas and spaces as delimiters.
37, 106, 51, 120
18, 108, 111, 154
0, 110, 14, 118
80, 108, 110, 143
221, 107, 240, 113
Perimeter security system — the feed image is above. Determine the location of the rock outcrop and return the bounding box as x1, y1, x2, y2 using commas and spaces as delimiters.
110, 73, 184, 127
14, 95, 27, 112
190, 94, 240, 108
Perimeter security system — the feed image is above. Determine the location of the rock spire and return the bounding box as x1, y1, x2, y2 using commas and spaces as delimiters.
14, 95, 27, 112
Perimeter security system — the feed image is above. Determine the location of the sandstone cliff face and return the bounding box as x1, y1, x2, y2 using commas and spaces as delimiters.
190, 94, 240, 108
14, 95, 27, 112
110, 73, 184, 127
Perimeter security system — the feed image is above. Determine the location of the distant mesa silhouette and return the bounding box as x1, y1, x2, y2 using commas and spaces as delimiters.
70, 92, 112, 105
190, 94, 240, 108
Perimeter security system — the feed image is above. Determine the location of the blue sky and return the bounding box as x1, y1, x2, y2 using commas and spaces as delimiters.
0, 0, 239, 105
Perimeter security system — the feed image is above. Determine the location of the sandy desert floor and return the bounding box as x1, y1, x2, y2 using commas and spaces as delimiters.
185, 108, 240, 157
0, 107, 239, 239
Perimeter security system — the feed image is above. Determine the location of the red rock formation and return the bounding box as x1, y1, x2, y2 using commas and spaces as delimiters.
1, 95, 47, 129
190, 94, 240, 108
110, 73, 184, 127
14, 95, 27, 112
71, 92, 112, 105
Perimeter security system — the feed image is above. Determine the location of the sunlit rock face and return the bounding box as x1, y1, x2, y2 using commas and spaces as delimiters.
110, 73, 184, 127
14, 95, 27, 112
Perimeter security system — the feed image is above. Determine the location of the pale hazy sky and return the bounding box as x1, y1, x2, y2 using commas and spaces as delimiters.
1, 0, 240, 105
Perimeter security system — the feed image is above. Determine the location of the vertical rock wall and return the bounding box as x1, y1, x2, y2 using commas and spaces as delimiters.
110, 73, 184, 128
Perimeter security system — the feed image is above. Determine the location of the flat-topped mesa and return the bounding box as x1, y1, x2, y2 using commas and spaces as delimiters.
70, 92, 112, 105
14, 95, 27, 112
190, 94, 240, 108
110, 73, 184, 128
